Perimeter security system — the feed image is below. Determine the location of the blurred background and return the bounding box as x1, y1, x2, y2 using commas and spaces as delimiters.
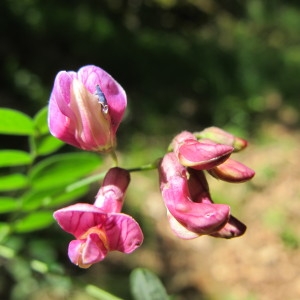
1, 0, 300, 299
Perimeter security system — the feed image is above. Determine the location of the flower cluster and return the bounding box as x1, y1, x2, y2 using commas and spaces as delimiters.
159, 129, 255, 239
49, 66, 143, 268
48, 65, 255, 268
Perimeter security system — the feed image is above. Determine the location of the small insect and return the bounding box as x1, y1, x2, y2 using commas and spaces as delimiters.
95, 84, 108, 114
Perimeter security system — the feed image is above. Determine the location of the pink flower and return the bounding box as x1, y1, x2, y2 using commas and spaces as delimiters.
159, 152, 230, 236
54, 204, 143, 268
159, 155, 246, 239
48, 65, 127, 152
53, 168, 143, 268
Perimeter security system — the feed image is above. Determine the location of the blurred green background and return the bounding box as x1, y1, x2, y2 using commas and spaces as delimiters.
1, 0, 300, 299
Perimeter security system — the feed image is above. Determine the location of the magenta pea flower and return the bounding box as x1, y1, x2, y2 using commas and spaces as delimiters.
54, 204, 143, 268
48, 65, 127, 152
53, 168, 143, 268
159, 152, 230, 236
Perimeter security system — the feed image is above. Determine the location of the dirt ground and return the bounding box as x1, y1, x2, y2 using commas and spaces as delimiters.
124, 121, 300, 300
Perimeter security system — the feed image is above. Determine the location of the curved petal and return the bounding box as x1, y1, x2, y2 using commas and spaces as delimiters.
177, 140, 233, 170
53, 203, 107, 238
48, 72, 82, 148
104, 213, 144, 253
210, 215, 247, 238
167, 210, 200, 240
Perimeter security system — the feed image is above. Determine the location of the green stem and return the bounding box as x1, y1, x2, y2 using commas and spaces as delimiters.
65, 171, 107, 192
127, 158, 161, 173
110, 150, 118, 166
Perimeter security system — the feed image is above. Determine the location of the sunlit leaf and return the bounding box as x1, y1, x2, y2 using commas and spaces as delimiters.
0, 174, 28, 191
33, 106, 49, 135
47, 185, 89, 208
28, 152, 102, 191
0, 223, 11, 242
21, 185, 89, 211
130, 268, 170, 300
21, 189, 53, 211
0, 197, 19, 213
0, 108, 34, 135
0, 150, 32, 167
13, 211, 54, 233
34, 135, 65, 156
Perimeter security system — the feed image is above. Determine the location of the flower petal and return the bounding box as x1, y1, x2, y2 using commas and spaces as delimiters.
53, 203, 107, 238
104, 213, 144, 253
210, 215, 247, 238
77, 65, 127, 133
68, 233, 108, 268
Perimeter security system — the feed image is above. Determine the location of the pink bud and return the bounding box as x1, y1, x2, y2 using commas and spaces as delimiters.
94, 167, 130, 213
48, 65, 127, 152
53, 203, 143, 268
195, 126, 248, 152
208, 158, 255, 183
159, 153, 230, 235
171, 131, 234, 170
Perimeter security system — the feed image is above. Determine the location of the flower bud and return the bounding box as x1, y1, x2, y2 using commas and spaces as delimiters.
194, 126, 248, 152
94, 167, 130, 213
208, 158, 255, 183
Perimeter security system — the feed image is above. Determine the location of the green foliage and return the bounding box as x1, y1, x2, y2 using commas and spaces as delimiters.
0, 107, 108, 299
130, 268, 170, 300
0, 150, 32, 167
0, 108, 34, 136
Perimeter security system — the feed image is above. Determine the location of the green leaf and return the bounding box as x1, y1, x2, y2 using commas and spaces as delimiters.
0, 150, 32, 167
0, 108, 34, 135
21, 185, 89, 211
28, 152, 103, 191
130, 268, 170, 300
0, 197, 19, 213
47, 185, 89, 208
34, 135, 65, 156
13, 211, 54, 233
0, 174, 28, 191
0, 223, 11, 242
20, 189, 53, 211
33, 106, 49, 135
